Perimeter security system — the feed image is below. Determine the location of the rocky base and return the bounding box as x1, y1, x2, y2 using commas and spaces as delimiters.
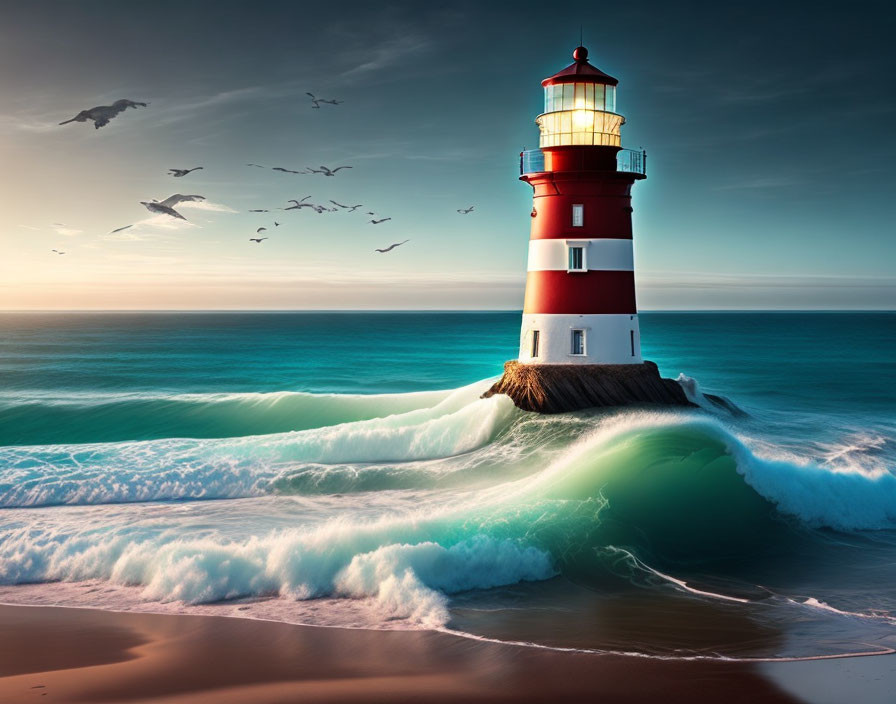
483, 360, 695, 414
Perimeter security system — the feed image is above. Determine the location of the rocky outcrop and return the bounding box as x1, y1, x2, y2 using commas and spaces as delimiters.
483, 360, 695, 414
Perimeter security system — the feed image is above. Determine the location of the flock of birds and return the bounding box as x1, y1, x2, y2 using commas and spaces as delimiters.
51, 96, 477, 255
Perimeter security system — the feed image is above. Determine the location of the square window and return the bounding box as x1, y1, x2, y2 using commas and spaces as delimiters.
572, 204, 584, 227
571, 329, 585, 355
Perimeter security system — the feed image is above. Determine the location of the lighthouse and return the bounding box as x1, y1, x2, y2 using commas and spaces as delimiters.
485, 46, 692, 413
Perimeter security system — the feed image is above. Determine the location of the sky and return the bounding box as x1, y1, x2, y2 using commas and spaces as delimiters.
1, 0, 894, 310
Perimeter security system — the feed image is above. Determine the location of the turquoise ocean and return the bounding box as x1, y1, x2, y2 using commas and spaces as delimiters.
1, 311, 895, 660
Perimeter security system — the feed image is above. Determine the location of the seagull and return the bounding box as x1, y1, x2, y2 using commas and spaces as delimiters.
248, 209, 269, 213
140, 194, 204, 220
375, 240, 409, 253
256, 227, 267, 233
51, 249, 66, 255
307, 165, 352, 177
59, 99, 147, 129
168, 167, 203, 177
306, 93, 342, 109
110, 224, 133, 234
249, 237, 268, 243
330, 200, 363, 212
284, 197, 314, 210
157, 194, 205, 207
272, 167, 303, 174
246, 163, 265, 168
370, 217, 392, 224
140, 201, 186, 220
274, 222, 281, 227
457, 206, 475, 214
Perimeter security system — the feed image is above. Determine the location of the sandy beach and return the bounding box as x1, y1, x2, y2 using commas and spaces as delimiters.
1, 604, 892, 703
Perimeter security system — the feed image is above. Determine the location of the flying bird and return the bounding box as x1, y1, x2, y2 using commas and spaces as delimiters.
272, 167, 303, 174
370, 217, 392, 224
168, 167, 203, 177
249, 237, 268, 243
457, 206, 475, 214
307, 165, 352, 177
140, 201, 186, 220
375, 240, 409, 253
330, 200, 363, 212
51, 249, 66, 255
140, 194, 204, 220
274, 222, 281, 227
157, 194, 205, 207
306, 93, 342, 109
256, 227, 267, 233
284, 197, 314, 210
59, 99, 148, 129
246, 163, 265, 168
109, 224, 133, 234
248, 209, 269, 213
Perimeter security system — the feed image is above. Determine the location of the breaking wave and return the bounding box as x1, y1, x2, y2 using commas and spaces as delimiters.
1, 383, 895, 629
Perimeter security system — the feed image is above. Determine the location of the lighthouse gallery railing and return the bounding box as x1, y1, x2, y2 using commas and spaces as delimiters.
520, 148, 646, 176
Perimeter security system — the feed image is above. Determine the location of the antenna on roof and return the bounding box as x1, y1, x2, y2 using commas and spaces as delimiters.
579, 24, 583, 47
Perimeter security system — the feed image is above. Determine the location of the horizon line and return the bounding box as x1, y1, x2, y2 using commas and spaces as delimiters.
1, 308, 894, 314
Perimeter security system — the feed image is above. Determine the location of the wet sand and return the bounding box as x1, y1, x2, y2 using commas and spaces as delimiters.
0, 603, 892, 703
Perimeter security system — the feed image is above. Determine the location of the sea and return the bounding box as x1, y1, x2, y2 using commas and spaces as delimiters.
1, 311, 895, 661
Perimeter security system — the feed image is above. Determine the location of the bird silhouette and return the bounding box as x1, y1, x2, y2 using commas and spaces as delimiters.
256, 227, 267, 233
457, 206, 475, 214
51, 249, 66, 255
330, 200, 363, 211
284, 197, 314, 210
157, 194, 205, 207
308, 165, 352, 177
140, 194, 204, 220
168, 167, 203, 177
109, 224, 133, 234
272, 167, 303, 174
248, 209, 269, 213
140, 201, 186, 220
246, 163, 265, 168
249, 237, 268, 243
306, 93, 342, 109
274, 222, 281, 227
375, 240, 409, 253
59, 99, 147, 129
370, 217, 392, 224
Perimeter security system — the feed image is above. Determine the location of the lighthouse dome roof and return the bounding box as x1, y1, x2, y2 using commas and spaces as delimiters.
542, 46, 619, 87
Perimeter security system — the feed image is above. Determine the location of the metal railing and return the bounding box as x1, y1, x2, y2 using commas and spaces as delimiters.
616, 148, 647, 175
520, 149, 545, 174
519, 148, 647, 176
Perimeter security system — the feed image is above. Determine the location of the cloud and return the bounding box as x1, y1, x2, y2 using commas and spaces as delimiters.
340, 34, 430, 78
712, 176, 803, 191
637, 271, 896, 309
51, 223, 83, 237
177, 200, 238, 213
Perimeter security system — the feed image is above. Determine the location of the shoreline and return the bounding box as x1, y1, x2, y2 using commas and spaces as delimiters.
2, 604, 894, 703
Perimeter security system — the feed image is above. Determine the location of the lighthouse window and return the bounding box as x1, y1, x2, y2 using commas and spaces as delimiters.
571, 329, 585, 356
530, 330, 540, 358
544, 83, 609, 112
568, 246, 585, 271
572, 204, 584, 227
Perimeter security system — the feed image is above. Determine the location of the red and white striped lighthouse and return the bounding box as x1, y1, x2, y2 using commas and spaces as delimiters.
517, 46, 646, 366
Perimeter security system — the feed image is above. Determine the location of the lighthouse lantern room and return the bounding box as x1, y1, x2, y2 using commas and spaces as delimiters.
517, 46, 646, 366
